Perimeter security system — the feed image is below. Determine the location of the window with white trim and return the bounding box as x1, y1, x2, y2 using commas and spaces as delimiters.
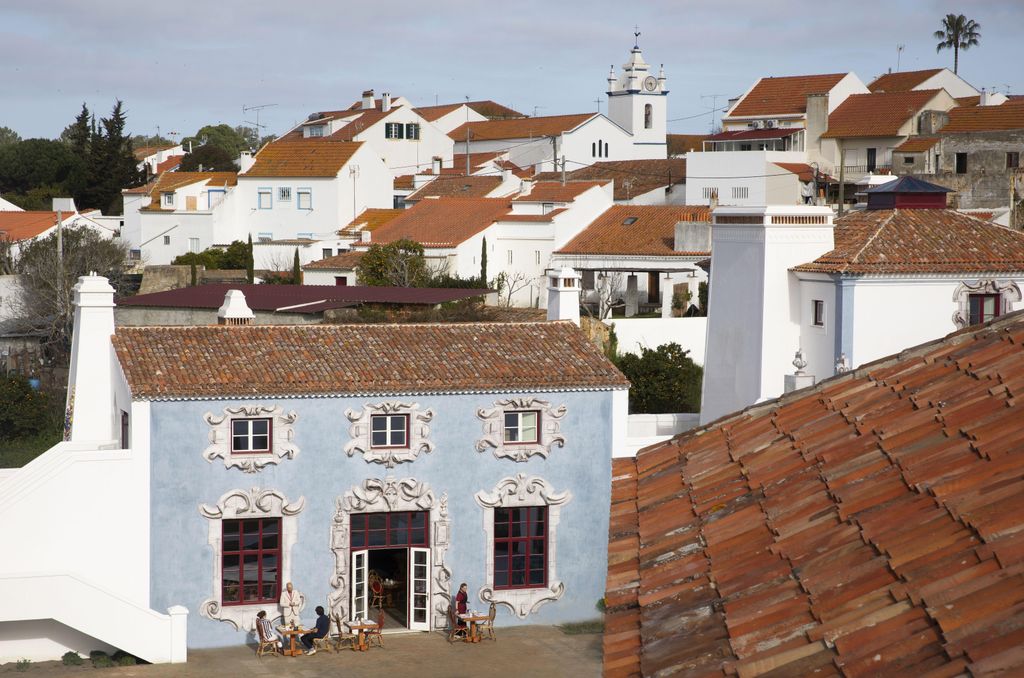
503, 411, 539, 444
307, 125, 325, 138
189, 237, 201, 254
812, 299, 825, 327
162, 192, 175, 207
297, 189, 312, 210
493, 506, 546, 589
231, 418, 272, 453
476, 397, 566, 462
385, 123, 404, 139
371, 414, 408, 448
163, 235, 171, 245
258, 189, 272, 209
405, 123, 420, 140
221, 517, 281, 605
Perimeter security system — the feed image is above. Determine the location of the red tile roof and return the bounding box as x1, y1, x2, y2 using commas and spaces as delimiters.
406, 175, 503, 201
512, 181, 607, 203
772, 162, 820, 182
940, 100, 1024, 133
413, 103, 462, 121
556, 205, 711, 257
867, 68, 943, 93
894, 136, 941, 152
358, 197, 512, 248
133, 144, 175, 161
534, 159, 686, 201
243, 141, 362, 177
112, 321, 628, 399
821, 90, 942, 139
155, 156, 182, 173
728, 73, 848, 117
303, 250, 364, 270
606, 310, 1024, 677
339, 208, 405, 237
0, 211, 62, 241
707, 128, 801, 141
793, 208, 1024, 274
449, 113, 594, 142
415, 100, 524, 122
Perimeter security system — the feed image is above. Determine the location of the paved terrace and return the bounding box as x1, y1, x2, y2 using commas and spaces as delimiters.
2, 627, 601, 678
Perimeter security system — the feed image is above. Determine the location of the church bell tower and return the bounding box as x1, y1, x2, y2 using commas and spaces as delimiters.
606, 30, 668, 156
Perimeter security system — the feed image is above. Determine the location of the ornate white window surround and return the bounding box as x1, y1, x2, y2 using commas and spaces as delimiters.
203, 405, 299, 473
952, 280, 1021, 328
475, 474, 571, 618
476, 397, 566, 462
344, 402, 434, 468
198, 488, 305, 631
327, 477, 451, 630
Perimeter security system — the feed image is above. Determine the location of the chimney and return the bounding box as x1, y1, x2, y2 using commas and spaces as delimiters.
546, 267, 581, 326
362, 89, 375, 110
674, 220, 711, 253
217, 289, 254, 326
979, 87, 990, 106
519, 179, 535, 197
432, 156, 442, 174
804, 93, 829, 159
382, 92, 392, 112
239, 151, 255, 173
501, 168, 512, 183
66, 274, 116, 442
360, 231, 371, 243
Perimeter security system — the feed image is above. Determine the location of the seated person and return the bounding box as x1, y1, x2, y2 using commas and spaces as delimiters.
256, 610, 280, 649
301, 606, 330, 655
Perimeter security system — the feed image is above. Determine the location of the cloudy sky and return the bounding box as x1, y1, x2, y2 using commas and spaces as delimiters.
2, 0, 1021, 141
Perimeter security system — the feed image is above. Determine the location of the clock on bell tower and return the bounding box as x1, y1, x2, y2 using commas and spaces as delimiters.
605, 30, 668, 156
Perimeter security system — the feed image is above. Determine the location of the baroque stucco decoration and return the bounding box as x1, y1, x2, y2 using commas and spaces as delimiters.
951, 280, 1022, 328
344, 402, 434, 468
198, 487, 305, 632
328, 477, 451, 630
203, 404, 299, 473
475, 474, 572, 618
475, 397, 566, 462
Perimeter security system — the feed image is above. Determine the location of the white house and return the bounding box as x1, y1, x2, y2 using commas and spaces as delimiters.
135, 144, 185, 177
413, 100, 524, 135
866, 67, 995, 102
699, 177, 1024, 424
0, 208, 116, 260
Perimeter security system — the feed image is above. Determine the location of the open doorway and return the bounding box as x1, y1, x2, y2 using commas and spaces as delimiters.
369, 548, 408, 629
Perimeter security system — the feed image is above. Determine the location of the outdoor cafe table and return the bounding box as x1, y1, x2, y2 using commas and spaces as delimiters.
346, 619, 379, 651
277, 626, 309, 657
459, 612, 489, 643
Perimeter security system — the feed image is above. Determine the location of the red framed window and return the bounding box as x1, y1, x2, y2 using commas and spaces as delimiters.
503, 411, 539, 444
370, 414, 408, 448
968, 294, 1001, 325
493, 506, 546, 589
222, 518, 280, 606
350, 511, 428, 549
231, 418, 272, 453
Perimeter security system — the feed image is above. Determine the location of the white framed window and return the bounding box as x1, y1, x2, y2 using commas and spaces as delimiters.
208, 189, 225, 209
541, 203, 554, 215
322, 248, 333, 258
371, 414, 408, 448
307, 125, 325, 138
405, 123, 420, 140
297, 189, 312, 210
231, 418, 271, 453
702, 186, 718, 200
203, 405, 299, 472
344, 402, 435, 468
189, 237, 201, 254
476, 397, 566, 462
385, 123, 404, 139
503, 411, 539, 444
258, 188, 272, 209
279, 187, 292, 201
162, 192, 174, 207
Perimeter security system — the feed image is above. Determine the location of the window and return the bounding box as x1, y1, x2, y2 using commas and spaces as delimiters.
297, 189, 312, 210
812, 299, 825, 327
162, 192, 174, 207
503, 411, 539, 444
968, 294, 1001, 325
307, 125, 325, 138
702, 186, 718, 201
739, 143, 752, 151
731, 186, 749, 200
623, 216, 638, 225
596, 139, 603, 158
163, 235, 171, 245
591, 142, 596, 158
120, 410, 129, 449
208, 189, 225, 209
189, 237, 201, 254
535, 250, 541, 265
507, 250, 513, 265
644, 103, 652, 129
350, 511, 428, 548
493, 506, 546, 589
956, 152, 968, 174
393, 195, 406, 209
1008, 152, 1021, 169
335, 276, 348, 286
866, 148, 877, 172
405, 123, 420, 140
904, 155, 915, 165
322, 248, 333, 258
231, 418, 272, 453
385, 122, 405, 139
541, 203, 554, 215
370, 414, 408, 448
258, 188, 272, 209
221, 517, 281, 606
603, 141, 609, 157
279, 187, 292, 201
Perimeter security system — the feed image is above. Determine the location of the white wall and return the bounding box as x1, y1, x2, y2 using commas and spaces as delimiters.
605, 316, 708, 364
797, 277, 838, 382
685, 151, 807, 206
355, 109, 454, 176
426, 105, 487, 135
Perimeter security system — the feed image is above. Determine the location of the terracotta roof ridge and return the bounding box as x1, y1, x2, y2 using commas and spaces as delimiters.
841, 210, 897, 272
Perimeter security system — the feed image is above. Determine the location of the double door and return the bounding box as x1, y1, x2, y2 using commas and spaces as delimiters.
350, 547, 431, 632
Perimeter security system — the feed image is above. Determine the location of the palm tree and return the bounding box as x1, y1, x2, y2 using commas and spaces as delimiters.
934, 13, 981, 74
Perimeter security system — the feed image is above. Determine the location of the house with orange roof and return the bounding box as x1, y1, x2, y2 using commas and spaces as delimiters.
412, 100, 523, 135
867, 66, 992, 101
0, 207, 116, 259
134, 144, 185, 178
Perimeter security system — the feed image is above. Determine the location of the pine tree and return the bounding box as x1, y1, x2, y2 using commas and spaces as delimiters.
67, 104, 91, 158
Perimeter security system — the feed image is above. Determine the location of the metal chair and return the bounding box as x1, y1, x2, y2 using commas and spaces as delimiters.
447, 604, 467, 643
366, 609, 385, 648
480, 602, 497, 641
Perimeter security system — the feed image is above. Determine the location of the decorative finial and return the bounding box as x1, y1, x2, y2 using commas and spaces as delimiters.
634, 25, 641, 48
835, 353, 849, 374
792, 349, 807, 375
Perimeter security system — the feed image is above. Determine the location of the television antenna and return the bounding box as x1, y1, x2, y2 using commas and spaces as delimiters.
242, 103, 277, 147
896, 44, 905, 72
700, 94, 726, 134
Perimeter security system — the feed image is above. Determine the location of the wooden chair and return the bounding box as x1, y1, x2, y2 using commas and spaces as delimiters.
480, 602, 496, 641
256, 620, 279, 658
446, 604, 467, 643
366, 609, 385, 648
331, 613, 357, 651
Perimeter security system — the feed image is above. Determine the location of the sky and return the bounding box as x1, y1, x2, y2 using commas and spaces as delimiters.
2, 0, 1021, 142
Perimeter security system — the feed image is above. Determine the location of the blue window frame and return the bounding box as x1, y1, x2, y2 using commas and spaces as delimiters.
297, 188, 312, 210
257, 188, 272, 209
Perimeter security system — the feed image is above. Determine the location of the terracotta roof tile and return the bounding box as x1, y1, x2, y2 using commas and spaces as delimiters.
141, 172, 237, 210
112, 321, 628, 399
868, 69, 944, 93
821, 90, 942, 139
792, 208, 1024, 274
155, 155, 182, 173
534, 159, 685, 201
406, 175, 502, 201
449, 113, 594, 142
667, 134, 708, 155
729, 73, 848, 117
512, 181, 606, 203
133, 144, 175, 161
606, 310, 1024, 676
357, 197, 511, 248
303, 250, 365, 270
338, 208, 405, 237
940, 100, 1024, 133
243, 141, 362, 177
895, 136, 941, 152
414, 100, 524, 122
394, 174, 415, 190
0, 211, 62, 241
556, 205, 711, 257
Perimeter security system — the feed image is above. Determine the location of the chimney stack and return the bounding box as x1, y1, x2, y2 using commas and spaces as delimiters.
382, 92, 392, 112
546, 267, 581, 326
66, 274, 117, 442
980, 87, 990, 106
362, 89, 375, 110
432, 156, 442, 174
217, 289, 254, 326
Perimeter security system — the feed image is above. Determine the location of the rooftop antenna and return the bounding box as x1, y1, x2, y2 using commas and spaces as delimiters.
896, 44, 905, 72
242, 103, 277, 148
533, 105, 545, 117
701, 94, 726, 134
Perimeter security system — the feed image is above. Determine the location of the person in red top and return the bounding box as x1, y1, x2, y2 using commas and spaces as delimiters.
455, 582, 469, 628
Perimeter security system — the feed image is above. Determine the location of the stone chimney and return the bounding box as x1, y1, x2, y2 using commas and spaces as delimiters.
362, 89, 375, 110
804, 93, 829, 157
382, 92, 392, 112
919, 110, 950, 135
546, 267, 581, 326
217, 289, 254, 326
432, 156, 442, 174
66, 274, 116, 442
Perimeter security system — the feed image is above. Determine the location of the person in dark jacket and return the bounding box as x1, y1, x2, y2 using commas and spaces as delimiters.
302, 606, 330, 654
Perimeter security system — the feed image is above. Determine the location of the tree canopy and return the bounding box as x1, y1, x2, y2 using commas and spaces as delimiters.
934, 13, 981, 74
613, 342, 702, 414
172, 239, 252, 270
178, 143, 237, 172
0, 126, 21, 147
356, 239, 432, 287
181, 124, 249, 159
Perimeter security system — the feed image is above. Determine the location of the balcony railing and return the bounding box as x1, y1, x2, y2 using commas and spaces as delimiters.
839, 164, 893, 177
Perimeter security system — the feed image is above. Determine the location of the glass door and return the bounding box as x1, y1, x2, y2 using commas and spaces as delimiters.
408, 547, 431, 631
351, 549, 368, 621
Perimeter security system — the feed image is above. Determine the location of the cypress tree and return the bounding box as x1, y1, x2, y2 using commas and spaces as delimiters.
246, 234, 254, 284
292, 248, 301, 285
480, 237, 488, 286
190, 261, 197, 287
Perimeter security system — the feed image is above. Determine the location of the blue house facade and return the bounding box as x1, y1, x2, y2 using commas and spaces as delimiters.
112, 320, 629, 648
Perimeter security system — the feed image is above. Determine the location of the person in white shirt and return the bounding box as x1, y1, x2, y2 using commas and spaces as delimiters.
279, 582, 305, 627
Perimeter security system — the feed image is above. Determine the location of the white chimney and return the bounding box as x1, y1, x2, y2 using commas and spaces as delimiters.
546, 267, 581, 326
979, 88, 990, 106
360, 231, 371, 243
501, 168, 512, 183
432, 156, 442, 174
239, 151, 255, 174
66, 274, 116, 442
217, 289, 254, 326
382, 92, 392, 112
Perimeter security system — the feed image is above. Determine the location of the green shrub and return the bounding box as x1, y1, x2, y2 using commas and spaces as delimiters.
15, 658, 31, 672
613, 342, 703, 414
116, 655, 136, 666
90, 651, 113, 668
62, 650, 83, 665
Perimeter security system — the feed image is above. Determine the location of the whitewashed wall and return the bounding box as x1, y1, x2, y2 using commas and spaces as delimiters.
604, 317, 708, 365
